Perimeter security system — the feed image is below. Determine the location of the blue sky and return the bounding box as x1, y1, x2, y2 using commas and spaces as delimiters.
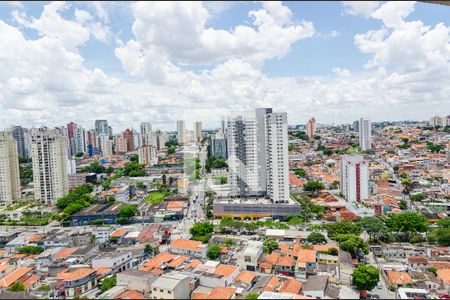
0, 1, 449, 131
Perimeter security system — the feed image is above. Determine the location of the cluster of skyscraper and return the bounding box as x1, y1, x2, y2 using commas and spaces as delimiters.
226, 108, 289, 203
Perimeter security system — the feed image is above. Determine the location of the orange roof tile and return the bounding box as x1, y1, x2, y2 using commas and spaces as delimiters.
115, 290, 145, 299
21, 274, 39, 289
95, 267, 112, 278
170, 239, 205, 252
437, 269, 450, 284
111, 229, 128, 238
166, 255, 189, 268
0, 264, 11, 273
0, 267, 33, 288
0, 258, 10, 264
209, 286, 236, 299
265, 251, 280, 264
279, 278, 302, 295
27, 234, 46, 243
277, 256, 294, 267
54, 248, 78, 260
10, 254, 26, 259
166, 201, 184, 209
233, 271, 255, 285
313, 245, 339, 252
142, 253, 176, 270
192, 292, 209, 299
56, 268, 96, 282
387, 271, 413, 285
150, 268, 164, 275
182, 259, 202, 271
214, 264, 238, 280
263, 276, 281, 292
297, 249, 316, 263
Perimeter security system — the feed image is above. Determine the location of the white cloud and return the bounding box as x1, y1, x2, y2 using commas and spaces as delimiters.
115, 1, 315, 79
342, 1, 381, 18
332, 67, 351, 77
372, 1, 416, 28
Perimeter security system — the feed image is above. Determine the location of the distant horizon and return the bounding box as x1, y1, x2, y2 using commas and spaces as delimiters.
1, 2, 450, 131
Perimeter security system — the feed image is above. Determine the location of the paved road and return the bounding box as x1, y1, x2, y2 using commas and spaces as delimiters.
368, 251, 396, 299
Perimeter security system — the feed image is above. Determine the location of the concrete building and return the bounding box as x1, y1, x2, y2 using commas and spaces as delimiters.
227, 108, 289, 203
193, 121, 202, 143
140, 122, 153, 146
265, 112, 289, 203
359, 118, 372, 151
430, 116, 444, 127
99, 136, 114, 156
352, 120, 359, 132
177, 120, 186, 144
91, 251, 132, 273
116, 270, 158, 294
155, 130, 167, 150
114, 136, 128, 154
10, 126, 29, 158
138, 144, 157, 165
75, 126, 86, 154
95, 120, 109, 136
0, 131, 21, 207
237, 241, 263, 271
55, 267, 97, 298
211, 136, 227, 159
306, 117, 316, 139
150, 272, 192, 299
30, 128, 69, 205
340, 154, 369, 202
122, 129, 135, 151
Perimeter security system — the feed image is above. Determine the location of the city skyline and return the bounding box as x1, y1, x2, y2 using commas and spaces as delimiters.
0, 1, 449, 131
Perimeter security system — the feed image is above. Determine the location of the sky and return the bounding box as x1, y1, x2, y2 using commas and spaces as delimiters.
0, 1, 449, 132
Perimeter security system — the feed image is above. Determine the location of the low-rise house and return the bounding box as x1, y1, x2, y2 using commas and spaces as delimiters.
407, 256, 429, 271
93, 227, 115, 244
140, 253, 177, 274
236, 241, 263, 272
116, 269, 158, 294
411, 271, 442, 291
68, 245, 98, 263
55, 267, 97, 298
137, 224, 171, 246
197, 263, 240, 288
387, 271, 413, 288
295, 249, 317, 278
338, 251, 353, 285
150, 272, 192, 299
0, 267, 34, 291
231, 271, 256, 293
36, 247, 63, 266
301, 275, 339, 299
115, 290, 145, 299
436, 268, 450, 290
92, 251, 133, 274
169, 240, 207, 258
192, 286, 236, 299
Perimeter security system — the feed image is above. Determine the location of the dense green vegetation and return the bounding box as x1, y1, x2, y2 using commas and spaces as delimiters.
307, 232, 326, 244
101, 276, 116, 293
117, 205, 138, 224
427, 142, 444, 153
290, 131, 309, 140
190, 221, 214, 243
352, 264, 380, 291
146, 191, 171, 204
207, 244, 222, 260
263, 238, 279, 254
291, 195, 325, 221
205, 156, 228, 172
18, 245, 44, 255
56, 184, 94, 221
19, 165, 33, 186
294, 168, 306, 177
303, 181, 325, 195
82, 160, 113, 174
8, 282, 25, 292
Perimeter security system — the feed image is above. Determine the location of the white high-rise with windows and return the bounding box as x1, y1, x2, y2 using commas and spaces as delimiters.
30, 128, 68, 205
430, 116, 444, 127
177, 120, 186, 144
340, 154, 368, 202
359, 118, 372, 151
140, 122, 153, 146
138, 145, 157, 165
0, 131, 21, 207
193, 121, 202, 143
227, 108, 289, 203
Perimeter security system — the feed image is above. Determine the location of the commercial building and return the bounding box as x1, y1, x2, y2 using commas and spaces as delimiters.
227, 108, 289, 203
306, 117, 316, 139
91, 251, 132, 273
95, 120, 109, 136
340, 154, 369, 202
75, 126, 86, 154
0, 131, 21, 206
30, 128, 69, 205
154, 130, 167, 150
114, 136, 128, 154
99, 136, 114, 156
193, 121, 202, 143
122, 129, 135, 151
70, 203, 123, 226
359, 118, 372, 151
176, 120, 186, 144
55, 267, 97, 298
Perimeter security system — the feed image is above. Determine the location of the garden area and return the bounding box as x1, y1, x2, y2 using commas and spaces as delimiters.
146, 191, 171, 204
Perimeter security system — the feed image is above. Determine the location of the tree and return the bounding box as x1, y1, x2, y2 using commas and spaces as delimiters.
101, 276, 116, 293
399, 200, 407, 210
167, 146, 176, 154
144, 244, 154, 257
358, 216, 388, 242
8, 282, 25, 292
18, 245, 44, 255
401, 178, 413, 194
335, 234, 368, 258
428, 228, 450, 246
190, 222, 214, 243
263, 238, 279, 254
325, 221, 362, 239
135, 181, 145, 189
129, 154, 138, 163
76, 152, 84, 158
428, 267, 437, 276
352, 264, 380, 292
409, 193, 425, 202
207, 244, 221, 260
245, 292, 259, 299
323, 148, 333, 156
294, 169, 306, 177
288, 144, 294, 152
118, 205, 138, 224
438, 218, 450, 228
307, 232, 326, 244
385, 212, 428, 241
303, 181, 324, 195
